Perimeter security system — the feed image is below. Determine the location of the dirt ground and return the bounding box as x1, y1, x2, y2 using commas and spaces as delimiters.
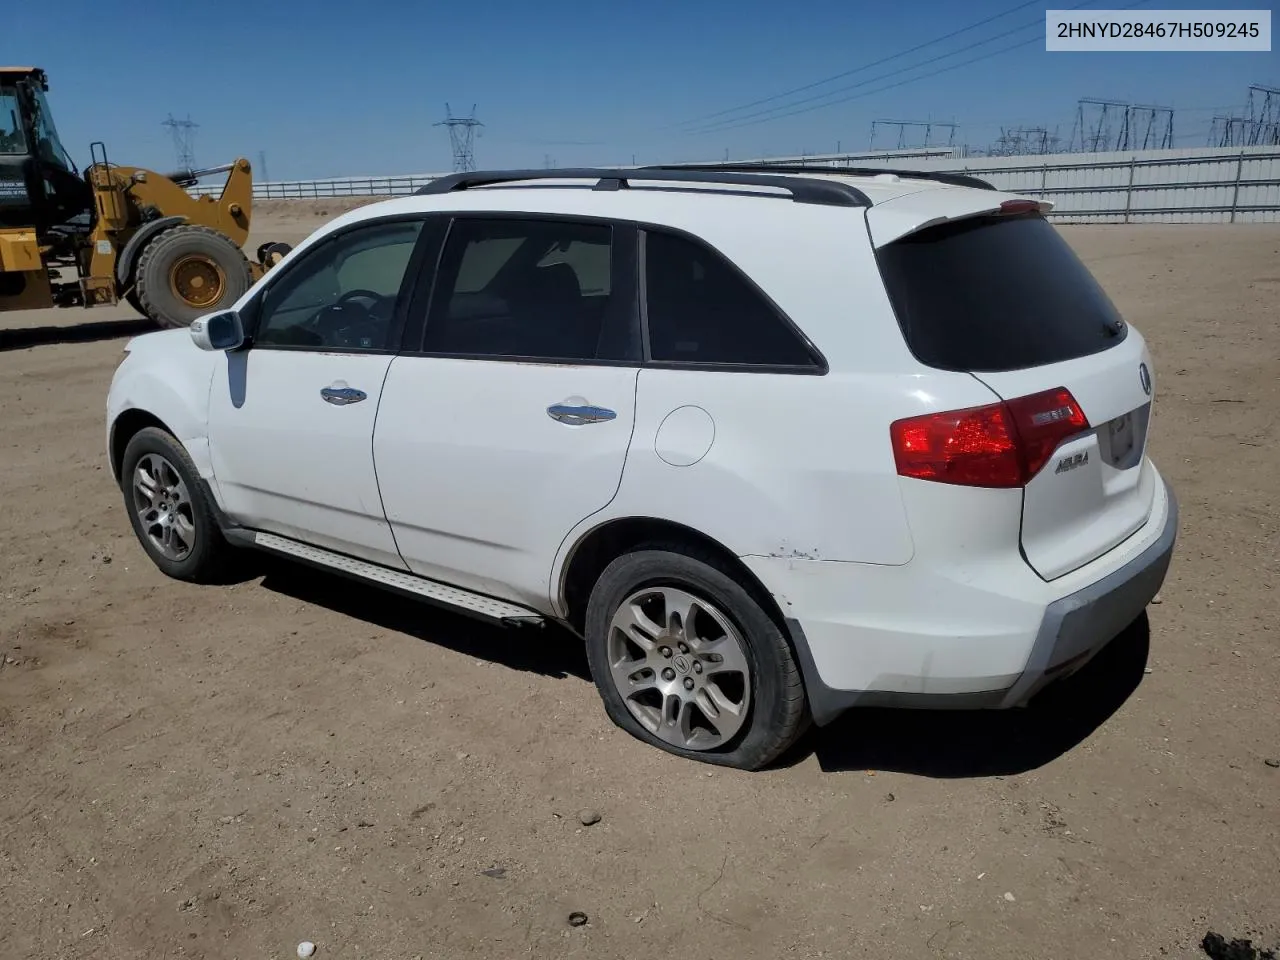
1, 209, 1277, 960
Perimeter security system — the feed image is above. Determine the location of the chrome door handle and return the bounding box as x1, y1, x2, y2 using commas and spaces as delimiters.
547, 403, 616, 426
320, 386, 367, 406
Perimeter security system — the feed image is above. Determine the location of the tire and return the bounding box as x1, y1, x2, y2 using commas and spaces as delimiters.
256, 240, 292, 268
584, 546, 809, 770
124, 288, 147, 318
118, 426, 234, 583
134, 224, 251, 329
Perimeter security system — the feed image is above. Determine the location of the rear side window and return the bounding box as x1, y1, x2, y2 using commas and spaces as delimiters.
423, 217, 626, 362
876, 214, 1127, 373
643, 230, 820, 369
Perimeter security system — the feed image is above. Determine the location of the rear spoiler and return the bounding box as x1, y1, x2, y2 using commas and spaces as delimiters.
865, 194, 1054, 248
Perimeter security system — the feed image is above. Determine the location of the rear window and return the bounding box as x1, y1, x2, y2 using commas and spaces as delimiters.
875, 213, 1127, 373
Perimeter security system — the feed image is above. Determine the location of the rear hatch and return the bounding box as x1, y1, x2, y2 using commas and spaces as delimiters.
875, 206, 1156, 581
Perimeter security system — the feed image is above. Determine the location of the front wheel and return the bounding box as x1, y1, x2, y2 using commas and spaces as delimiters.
584, 547, 809, 769
119, 426, 236, 583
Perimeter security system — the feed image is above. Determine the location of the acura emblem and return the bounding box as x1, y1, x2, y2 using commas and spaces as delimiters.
1139, 362, 1152, 396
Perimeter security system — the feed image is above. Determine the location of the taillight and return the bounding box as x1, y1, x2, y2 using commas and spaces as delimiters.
1004, 387, 1089, 478
999, 198, 1043, 215
890, 387, 1089, 489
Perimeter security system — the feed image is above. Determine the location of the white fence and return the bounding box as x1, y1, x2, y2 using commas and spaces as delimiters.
717, 145, 1280, 223
195, 145, 1280, 223
243, 173, 446, 199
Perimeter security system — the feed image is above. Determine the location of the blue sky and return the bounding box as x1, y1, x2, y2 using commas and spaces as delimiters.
10, 0, 1277, 181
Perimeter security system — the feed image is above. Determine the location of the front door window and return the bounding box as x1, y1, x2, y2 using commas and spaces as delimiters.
0, 89, 27, 156
253, 219, 424, 351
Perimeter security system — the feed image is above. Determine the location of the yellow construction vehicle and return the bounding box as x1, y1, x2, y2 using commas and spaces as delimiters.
0, 66, 290, 328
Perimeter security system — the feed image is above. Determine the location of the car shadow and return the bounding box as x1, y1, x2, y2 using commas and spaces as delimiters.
792, 613, 1152, 778
0, 316, 154, 352
254, 556, 591, 682
233, 552, 1150, 776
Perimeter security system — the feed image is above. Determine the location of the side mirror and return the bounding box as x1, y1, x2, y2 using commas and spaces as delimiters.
190, 310, 245, 351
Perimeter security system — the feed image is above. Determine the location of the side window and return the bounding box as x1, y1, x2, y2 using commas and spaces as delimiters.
422, 218, 619, 361
643, 230, 818, 368
254, 219, 424, 351
0, 90, 27, 156
453, 237, 524, 293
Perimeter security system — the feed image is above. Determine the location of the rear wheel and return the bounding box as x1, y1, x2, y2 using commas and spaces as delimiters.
134, 225, 251, 329
584, 546, 809, 769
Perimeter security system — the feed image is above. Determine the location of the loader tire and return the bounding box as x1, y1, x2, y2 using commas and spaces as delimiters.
135, 224, 251, 329
124, 289, 146, 318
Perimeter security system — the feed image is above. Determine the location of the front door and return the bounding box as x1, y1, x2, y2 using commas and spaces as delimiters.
374, 215, 640, 608
207, 216, 427, 568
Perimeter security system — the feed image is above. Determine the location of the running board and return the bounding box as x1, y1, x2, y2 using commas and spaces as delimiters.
233, 530, 545, 626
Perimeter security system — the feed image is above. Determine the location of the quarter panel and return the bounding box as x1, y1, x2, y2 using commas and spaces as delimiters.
563, 370, 926, 573
550, 364, 1009, 612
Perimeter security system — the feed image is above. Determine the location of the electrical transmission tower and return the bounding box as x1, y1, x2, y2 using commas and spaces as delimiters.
1209, 115, 1248, 147
1069, 99, 1131, 153
162, 113, 198, 170
1245, 84, 1280, 146
1125, 105, 1174, 150
988, 125, 1062, 157
868, 119, 958, 151
435, 104, 483, 172
1209, 85, 1280, 147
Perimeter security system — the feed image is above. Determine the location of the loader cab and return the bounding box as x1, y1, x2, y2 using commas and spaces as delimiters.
0, 66, 91, 232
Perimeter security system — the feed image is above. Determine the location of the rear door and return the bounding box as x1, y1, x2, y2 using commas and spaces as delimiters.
373, 214, 640, 608
875, 209, 1157, 581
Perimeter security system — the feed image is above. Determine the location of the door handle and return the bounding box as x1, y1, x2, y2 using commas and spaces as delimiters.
320, 385, 367, 406
547, 402, 617, 426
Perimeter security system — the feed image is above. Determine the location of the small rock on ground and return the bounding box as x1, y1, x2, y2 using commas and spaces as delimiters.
578, 809, 601, 826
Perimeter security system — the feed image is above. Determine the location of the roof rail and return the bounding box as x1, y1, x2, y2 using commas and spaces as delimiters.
415, 167, 872, 207
652, 162, 997, 192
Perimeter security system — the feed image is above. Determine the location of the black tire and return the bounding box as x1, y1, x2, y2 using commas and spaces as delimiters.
124, 288, 147, 318
134, 224, 251, 329
256, 240, 292, 268
584, 545, 809, 770
119, 426, 234, 584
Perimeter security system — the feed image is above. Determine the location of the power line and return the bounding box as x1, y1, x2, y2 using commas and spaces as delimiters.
683, 0, 1102, 137
683, 0, 1149, 138
676, 0, 1042, 128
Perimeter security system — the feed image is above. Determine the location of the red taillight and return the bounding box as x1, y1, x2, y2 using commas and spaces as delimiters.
1005, 387, 1090, 478
999, 199, 1042, 215
890, 387, 1089, 489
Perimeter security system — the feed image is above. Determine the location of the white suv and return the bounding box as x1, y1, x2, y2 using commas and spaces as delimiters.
105, 165, 1178, 769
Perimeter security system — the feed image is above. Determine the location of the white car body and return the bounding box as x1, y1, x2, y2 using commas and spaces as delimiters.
107, 166, 1177, 735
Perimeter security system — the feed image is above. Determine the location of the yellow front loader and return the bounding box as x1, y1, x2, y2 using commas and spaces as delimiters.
0, 66, 290, 329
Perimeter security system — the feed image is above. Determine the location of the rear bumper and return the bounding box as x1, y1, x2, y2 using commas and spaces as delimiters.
994, 481, 1176, 708
747, 474, 1178, 726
